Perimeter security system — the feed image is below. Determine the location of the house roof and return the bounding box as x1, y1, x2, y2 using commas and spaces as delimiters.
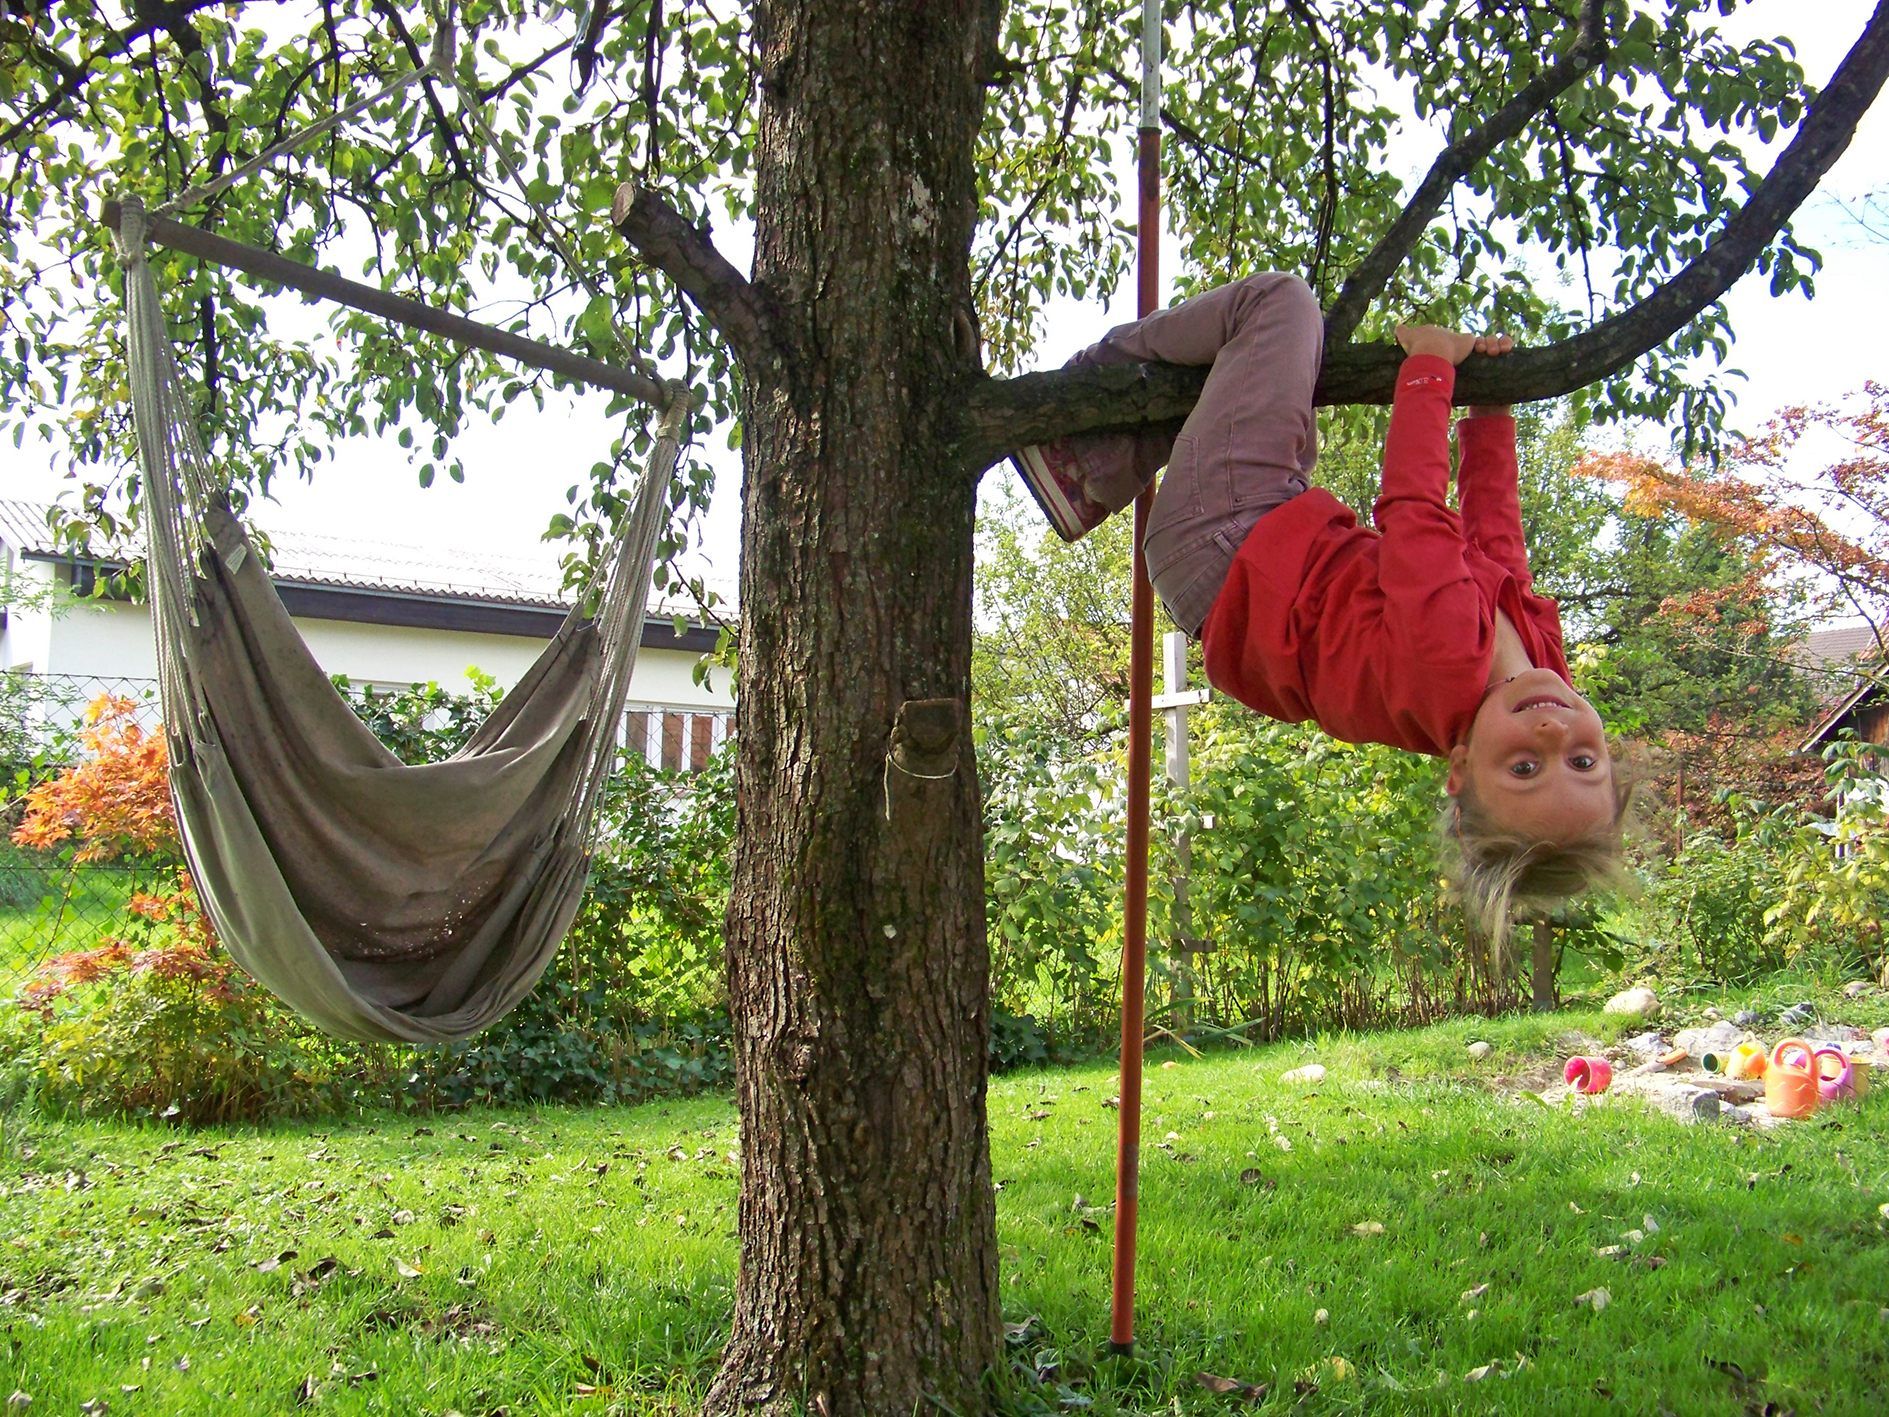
0, 497, 729, 621
1803, 623, 1883, 670
1800, 622, 1885, 752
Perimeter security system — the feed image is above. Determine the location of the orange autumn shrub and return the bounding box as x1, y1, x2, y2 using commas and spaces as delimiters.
11, 695, 176, 861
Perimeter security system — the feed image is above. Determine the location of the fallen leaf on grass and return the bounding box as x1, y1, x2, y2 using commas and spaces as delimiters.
1292, 1356, 1355, 1392
394, 1259, 423, 1279
1195, 1371, 1269, 1403
1314, 1308, 1329, 1326
1350, 1221, 1385, 1236
254, 1250, 297, 1273
1574, 1288, 1611, 1312
1461, 1283, 1489, 1303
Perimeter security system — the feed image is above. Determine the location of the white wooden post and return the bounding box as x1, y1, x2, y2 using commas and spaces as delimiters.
1151, 630, 1208, 1029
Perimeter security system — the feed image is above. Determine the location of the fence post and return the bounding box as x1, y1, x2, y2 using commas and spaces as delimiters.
1155, 631, 1207, 1030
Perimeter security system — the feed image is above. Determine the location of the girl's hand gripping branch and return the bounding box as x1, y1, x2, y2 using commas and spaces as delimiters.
1394, 324, 1513, 366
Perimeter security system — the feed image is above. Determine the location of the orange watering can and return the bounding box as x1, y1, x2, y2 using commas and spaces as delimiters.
1764, 1039, 1821, 1119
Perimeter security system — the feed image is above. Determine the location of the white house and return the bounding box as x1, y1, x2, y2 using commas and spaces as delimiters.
0, 498, 735, 773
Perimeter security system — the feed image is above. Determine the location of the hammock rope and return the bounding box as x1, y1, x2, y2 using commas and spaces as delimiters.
108, 33, 702, 1041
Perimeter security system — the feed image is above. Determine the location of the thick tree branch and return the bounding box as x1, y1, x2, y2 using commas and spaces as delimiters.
611, 182, 780, 370
1322, 0, 1609, 344
965, 2, 1889, 471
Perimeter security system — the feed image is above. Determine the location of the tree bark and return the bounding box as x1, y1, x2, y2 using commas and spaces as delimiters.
706, 2, 1004, 1413
1530, 919, 1556, 1013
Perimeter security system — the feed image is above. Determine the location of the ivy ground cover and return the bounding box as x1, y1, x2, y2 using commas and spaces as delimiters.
3, 1006, 1884, 1414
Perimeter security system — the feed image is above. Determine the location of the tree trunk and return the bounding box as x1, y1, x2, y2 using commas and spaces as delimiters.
706, 3, 1004, 1413
1530, 919, 1556, 1013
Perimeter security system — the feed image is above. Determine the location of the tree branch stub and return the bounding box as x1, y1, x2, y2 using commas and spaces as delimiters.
610, 181, 780, 372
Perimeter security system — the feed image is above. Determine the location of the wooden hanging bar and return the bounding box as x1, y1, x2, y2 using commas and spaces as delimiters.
99, 200, 666, 410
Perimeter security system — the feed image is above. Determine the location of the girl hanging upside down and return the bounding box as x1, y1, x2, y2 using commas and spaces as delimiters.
1008, 273, 1633, 941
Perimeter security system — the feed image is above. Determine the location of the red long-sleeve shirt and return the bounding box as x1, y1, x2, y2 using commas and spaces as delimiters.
1199, 354, 1570, 757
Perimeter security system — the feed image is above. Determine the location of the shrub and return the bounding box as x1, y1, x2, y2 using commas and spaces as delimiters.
1767, 740, 1889, 982
1638, 800, 1792, 986
1158, 706, 1478, 1037
978, 714, 1124, 1050
3, 870, 366, 1123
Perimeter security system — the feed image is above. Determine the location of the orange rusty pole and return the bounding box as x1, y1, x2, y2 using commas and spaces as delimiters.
1109, 0, 1161, 1356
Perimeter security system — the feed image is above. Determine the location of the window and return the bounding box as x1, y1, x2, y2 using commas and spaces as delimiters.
623, 704, 732, 773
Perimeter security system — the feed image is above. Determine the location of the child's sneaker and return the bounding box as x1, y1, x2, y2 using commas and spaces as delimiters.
1010, 441, 1111, 542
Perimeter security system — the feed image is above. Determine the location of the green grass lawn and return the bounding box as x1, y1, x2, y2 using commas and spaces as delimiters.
3, 1002, 1885, 1414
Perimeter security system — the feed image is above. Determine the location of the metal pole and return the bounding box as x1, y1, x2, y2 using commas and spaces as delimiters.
1109, 0, 1161, 1357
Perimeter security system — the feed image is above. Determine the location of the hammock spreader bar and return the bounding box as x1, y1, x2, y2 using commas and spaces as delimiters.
97, 200, 666, 409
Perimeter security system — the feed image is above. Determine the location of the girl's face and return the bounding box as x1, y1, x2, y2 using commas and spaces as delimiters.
1447, 668, 1615, 842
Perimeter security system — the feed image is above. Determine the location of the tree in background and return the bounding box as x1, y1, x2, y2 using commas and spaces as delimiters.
9, 2, 1889, 1409
1584, 384, 1889, 650
1578, 385, 1889, 815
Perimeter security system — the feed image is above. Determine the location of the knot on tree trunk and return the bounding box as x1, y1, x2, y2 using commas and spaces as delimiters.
888, 698, 962, 780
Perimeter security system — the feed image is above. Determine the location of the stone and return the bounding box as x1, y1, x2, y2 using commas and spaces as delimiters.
1701, 1006, 1722, 1020
1803, 1023, 1865, 1044
1843, 980, 1873, 999
1467, 1041, 1493, 1060
1612, 1074, 1724, 1124
1652, 1086, 1722, 1123
1622, 1031, 1665, 1056
1695, 1076, 1765, 1104
1675, 1021, 1742, 1056
1603, 987, 1660, 1018
1280, 1063, 1325, 1086
1733, 1009, 1762, 1028
1778, 1002, 1816, 1029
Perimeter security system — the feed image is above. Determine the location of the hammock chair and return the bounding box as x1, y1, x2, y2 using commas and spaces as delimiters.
107, 45, 695, 1045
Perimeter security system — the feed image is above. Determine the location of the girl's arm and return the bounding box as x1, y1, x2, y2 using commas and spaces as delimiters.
1372, 354, 1486, 655
1456, 407, 1532, 591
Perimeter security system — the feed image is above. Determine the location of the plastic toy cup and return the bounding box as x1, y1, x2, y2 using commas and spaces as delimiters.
1699, 1049, 1727, 1074
1764, 1038, 1821, 1119
1814, 1047, 1856, 1101
1564, 1056, 1613, 1094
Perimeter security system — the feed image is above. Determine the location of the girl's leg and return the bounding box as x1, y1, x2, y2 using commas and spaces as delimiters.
1133, 273, 1323, 635
1014, 273, 1322, 583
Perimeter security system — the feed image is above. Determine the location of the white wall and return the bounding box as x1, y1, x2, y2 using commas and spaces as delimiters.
0, 557, 58, 673
21, 572, 732, 712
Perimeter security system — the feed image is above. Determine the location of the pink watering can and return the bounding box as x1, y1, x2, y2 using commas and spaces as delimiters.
1814, 1047, 1858, 1101
1764, 1039, 1821, 1119
1564, 1056, 1612, 1094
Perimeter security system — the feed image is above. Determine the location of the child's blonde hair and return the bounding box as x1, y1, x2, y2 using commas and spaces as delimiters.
1440, 754, 1642, 956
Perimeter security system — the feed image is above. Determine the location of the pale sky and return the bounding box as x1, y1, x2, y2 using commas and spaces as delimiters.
11, 2, 1888, 590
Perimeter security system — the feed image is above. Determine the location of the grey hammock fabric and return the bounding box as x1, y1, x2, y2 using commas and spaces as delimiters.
114, 196, 691, 1044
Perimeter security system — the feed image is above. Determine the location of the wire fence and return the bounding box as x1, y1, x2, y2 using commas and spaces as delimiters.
0, 670, 734, 993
